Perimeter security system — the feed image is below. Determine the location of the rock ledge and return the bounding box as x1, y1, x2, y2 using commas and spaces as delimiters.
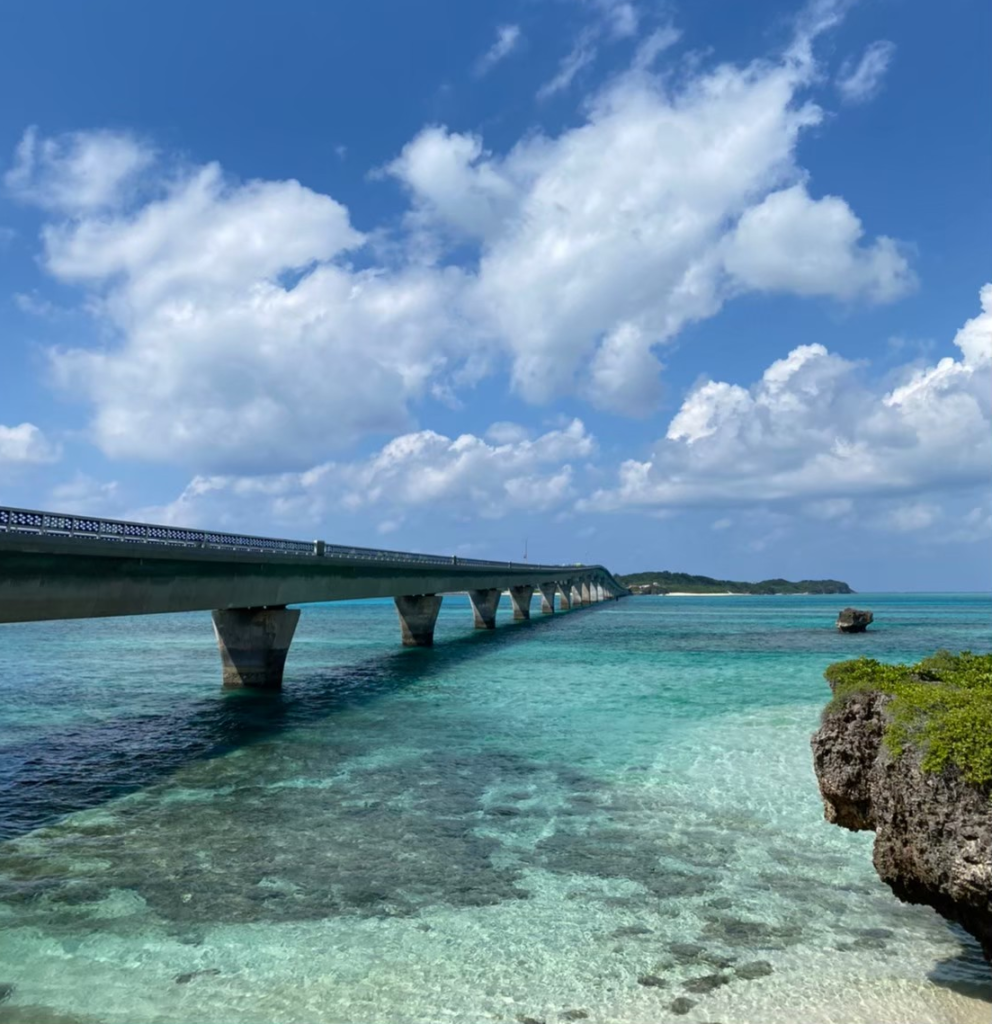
811, 680, 992, 960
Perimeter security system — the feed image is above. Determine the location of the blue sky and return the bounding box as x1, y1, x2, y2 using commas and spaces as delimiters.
0, 0, 989, 590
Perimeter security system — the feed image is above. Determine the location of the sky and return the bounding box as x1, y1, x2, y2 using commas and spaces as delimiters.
0, 0, 989, 591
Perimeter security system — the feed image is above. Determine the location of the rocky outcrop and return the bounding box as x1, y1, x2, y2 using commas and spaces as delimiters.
835, 607, 873, 632
812, 684, 992, 961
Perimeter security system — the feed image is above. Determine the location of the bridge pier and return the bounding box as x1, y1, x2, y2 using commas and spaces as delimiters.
580, 580, 592, 605
468, 588, 501, 629
509, 585, 534, 620
395, 593, 443, 646
539, 582, 557, 614
211, 606, 300, 689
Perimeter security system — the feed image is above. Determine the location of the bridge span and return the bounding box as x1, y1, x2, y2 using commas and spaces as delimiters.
0, 507, 628, 688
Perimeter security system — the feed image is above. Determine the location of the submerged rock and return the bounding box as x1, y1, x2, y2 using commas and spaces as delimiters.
561, 1011, 589, 1020
669, 996, 697, 1015
835, 608, 873, 632
174, 968, 220, 984
668, 942, 706, 962
734, 960, 773, 980
682, 973, 730, 994
637, 974, 667, 988
0, 983, 14, 1003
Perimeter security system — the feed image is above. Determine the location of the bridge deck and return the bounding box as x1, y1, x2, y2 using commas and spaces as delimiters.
0, 507, 624, 624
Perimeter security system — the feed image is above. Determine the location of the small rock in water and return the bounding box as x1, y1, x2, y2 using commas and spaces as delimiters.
561, 1011, 589, 1021
702, 953, 737, 969
707, 897, 734, 911
668, 942, 706, 962
669, 997, 697, 1015
735, 960, 773, 980
612, 924, 653, 938
637, 974, 667, 988
836, 607, 873, 633
517, 1016, 546, 1024
174, 968, 221, 984
683, 974, 730, 994
0, 983, 14, 1004
858, 927, 894, 939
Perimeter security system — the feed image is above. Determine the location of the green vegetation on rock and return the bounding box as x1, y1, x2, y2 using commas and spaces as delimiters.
825, 651, 992, 787
617, 570, 853, 595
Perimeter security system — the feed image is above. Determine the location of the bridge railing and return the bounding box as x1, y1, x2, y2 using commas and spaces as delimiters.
0, 506, 575, 571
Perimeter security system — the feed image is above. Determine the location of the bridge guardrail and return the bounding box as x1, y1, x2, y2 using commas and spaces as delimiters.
0, 506, 579, 572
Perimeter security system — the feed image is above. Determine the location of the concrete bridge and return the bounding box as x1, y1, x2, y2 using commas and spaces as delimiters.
0, 507, 628, 688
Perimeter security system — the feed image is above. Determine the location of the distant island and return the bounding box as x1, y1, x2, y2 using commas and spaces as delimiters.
617, 571, 854, 595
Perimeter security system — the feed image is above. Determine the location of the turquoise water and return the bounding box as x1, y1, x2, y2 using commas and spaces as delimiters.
0, 593, 989, 1024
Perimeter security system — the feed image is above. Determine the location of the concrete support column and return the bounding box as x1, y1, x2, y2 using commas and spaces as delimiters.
212, 606, 300, 689
539, 582, 558, 614
570, 583, 583, 607
558, 582, 573, 611
580, 580, 592, 605
509, 585, 534, 620
596, 582, 605, 602
394, 593, 443, 646
468, 588, 501, 629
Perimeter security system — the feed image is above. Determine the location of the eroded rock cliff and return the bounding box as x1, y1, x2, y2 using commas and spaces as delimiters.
812, 657, 992, 961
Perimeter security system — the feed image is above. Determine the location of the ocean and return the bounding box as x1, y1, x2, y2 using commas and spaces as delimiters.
0, 592, 989, 1024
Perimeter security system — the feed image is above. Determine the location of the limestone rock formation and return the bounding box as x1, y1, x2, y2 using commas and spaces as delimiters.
812, 682, 992, 960
835, 607, 873, 632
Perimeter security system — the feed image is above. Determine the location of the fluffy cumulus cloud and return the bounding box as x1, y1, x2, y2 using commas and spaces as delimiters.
11, 8, 913, 475
392, 43, 912, 413
586, 283, 992, 510
146, 419, 595, 530
34, 155, 476, 471
0, 423, 60, 466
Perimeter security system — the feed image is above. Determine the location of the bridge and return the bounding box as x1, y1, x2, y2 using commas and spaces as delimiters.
0, 507, 628, 688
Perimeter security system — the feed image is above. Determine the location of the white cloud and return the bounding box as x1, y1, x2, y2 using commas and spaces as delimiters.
5, 126, 152, 213
537, 30, 599, 100
632, 26, 681, 70
941, 504, 992, 544
16, 8, 912, 472
485, 421, 533, 445
837, 40, 895, 104
722, 184, 912, 302
0, 422, 60, 465
586, 284, 992, 511
145, 419, 595, 529
397, 40, 911, 414
476, 24, 522, 76
884, 501, 940, 533
537, 0, 644, 100
49, 473, 120, 515
39, 150, 476, 471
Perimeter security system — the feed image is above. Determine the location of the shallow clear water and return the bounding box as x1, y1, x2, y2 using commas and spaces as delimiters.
0, 593, 989, 1024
